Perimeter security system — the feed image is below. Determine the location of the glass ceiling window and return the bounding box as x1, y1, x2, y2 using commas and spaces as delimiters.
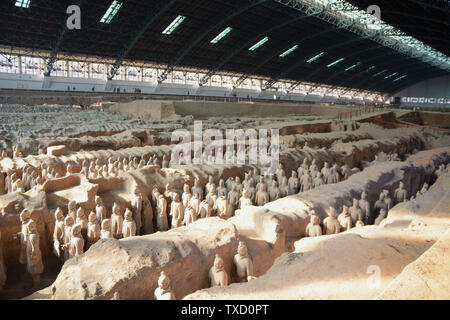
15, 0, 31, 8
280, 45, 299, 58
211, 27, 233, 44
345, 62, 360, 71
100, 1, 123, 24
162, 15, 186, 35
249, 37, 269, 51
306, 52, 325, 63
275, 0, 450, 71
327, 58, 345, 68
393, 75, 407, 82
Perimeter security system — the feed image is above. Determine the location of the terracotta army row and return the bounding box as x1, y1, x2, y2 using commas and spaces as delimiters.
154, 241, 255, 300
305, 180, 429, 238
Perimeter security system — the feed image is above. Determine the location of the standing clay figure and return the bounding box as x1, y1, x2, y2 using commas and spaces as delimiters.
321, 162, 330, 177
199, 200, 212, 219
76, 207, 88, 239
255, 184, 269, 206
182, 183, 192, 209
156, 194, 169, 231
170, 194, 184, 228
86, 212, 101, 249
141, 197, 154, 235
53, 208, 65, 262
306, 215, 322, 237
233, 241, 255, 282
323, 207, 341, 235
0, 231, 6, 293
301, 158, 310, 171
161, 154, 169, 168
234, 177, 244, 196
239, 189, 252, 209
206, 185, 218, 214
256, 176, 266, 195
190, 192, 201, 217
225, 177, 234, 193
131, 188, 143, 235
66, 224, 84, 258
394, 182, 408, 204
154, 271, 176, 300
383, 190, 393, 211
95, 196, 106, 225
227, 185, 240, 216
14, 209, 32, 265
122, 209, 137, 238
374, 208, 387, 226
269, 180, 280, 201
279, 176, 289, 198
349, 199, 364, 225
63, 216, 74, 261
68, 200, 77, 222
216, 195, 230, 219
313, 172, 325, 188
217, 179, 228, 197
111, 203, 124, 239
183, 205, 196, 225
374, 193, 387, 222
209, 254, 229, 287
359, 192, 371, 225
191, 178, 204, 200
26, 221, 43, 289
300, 171, 312, 192
205, 176, 215, 195
338, 206, 352, 231
288, 171, 299, 195
246, 180, 256, 203
101, 219, 114, 239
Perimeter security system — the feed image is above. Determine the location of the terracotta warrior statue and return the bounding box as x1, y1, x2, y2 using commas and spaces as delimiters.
131, 188, 143, 235
217, 179, 228, 197
63, 216, 74, 261
86, 212, 101, 249
359, 192, 371, 225
255, 184, 269, 206
374, 193, 387, 222
313, 172, 325, 188
92, 198, 104, 226
349, 199, 364, 226
101, 219, 113, 239
227, 185, 240, 216
306, 215, 322, 237
111, 203, 124, 239
14, 209, 32, 265
233, 241, 255, 282
65, 223, 84, 259
239, 189, 252, 209
154, 271, 176, 300
191, 178, 204, 200
374, 208, 387, 226
288, 171, 299, 195
205, 176, 215, 196
156, 193, 169, 231
170, 193, 184, 228
199, 200, 212, 219
322, 207, 341, 235
122, 209, 137, 238
279, 176, 289, 198
338, 206, 352, 231
209, 254, 229, 287
216, 195, 230, 219
68, 200, 77, 222
53, 208, 65, 263
182, 183, 192, 209
26, 221, 43, 289
394, 182, 408, 204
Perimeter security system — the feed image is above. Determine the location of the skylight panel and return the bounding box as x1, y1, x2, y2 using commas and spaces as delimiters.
100, 1, 123, 24
306, 52, 325, 63
211, 27, 233, 44
345, 62, 361, 71
15, 0, 31, 8
372, 69, 388, 77
327, 58, 345, 68
280, 45, 299, 58
162, 15, 186, 35
384, 72, 398, 79
249, 37, 269, 51
393, 75, 407, 82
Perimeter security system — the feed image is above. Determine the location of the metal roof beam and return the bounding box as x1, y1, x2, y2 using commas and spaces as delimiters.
108, 0, 176, 80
